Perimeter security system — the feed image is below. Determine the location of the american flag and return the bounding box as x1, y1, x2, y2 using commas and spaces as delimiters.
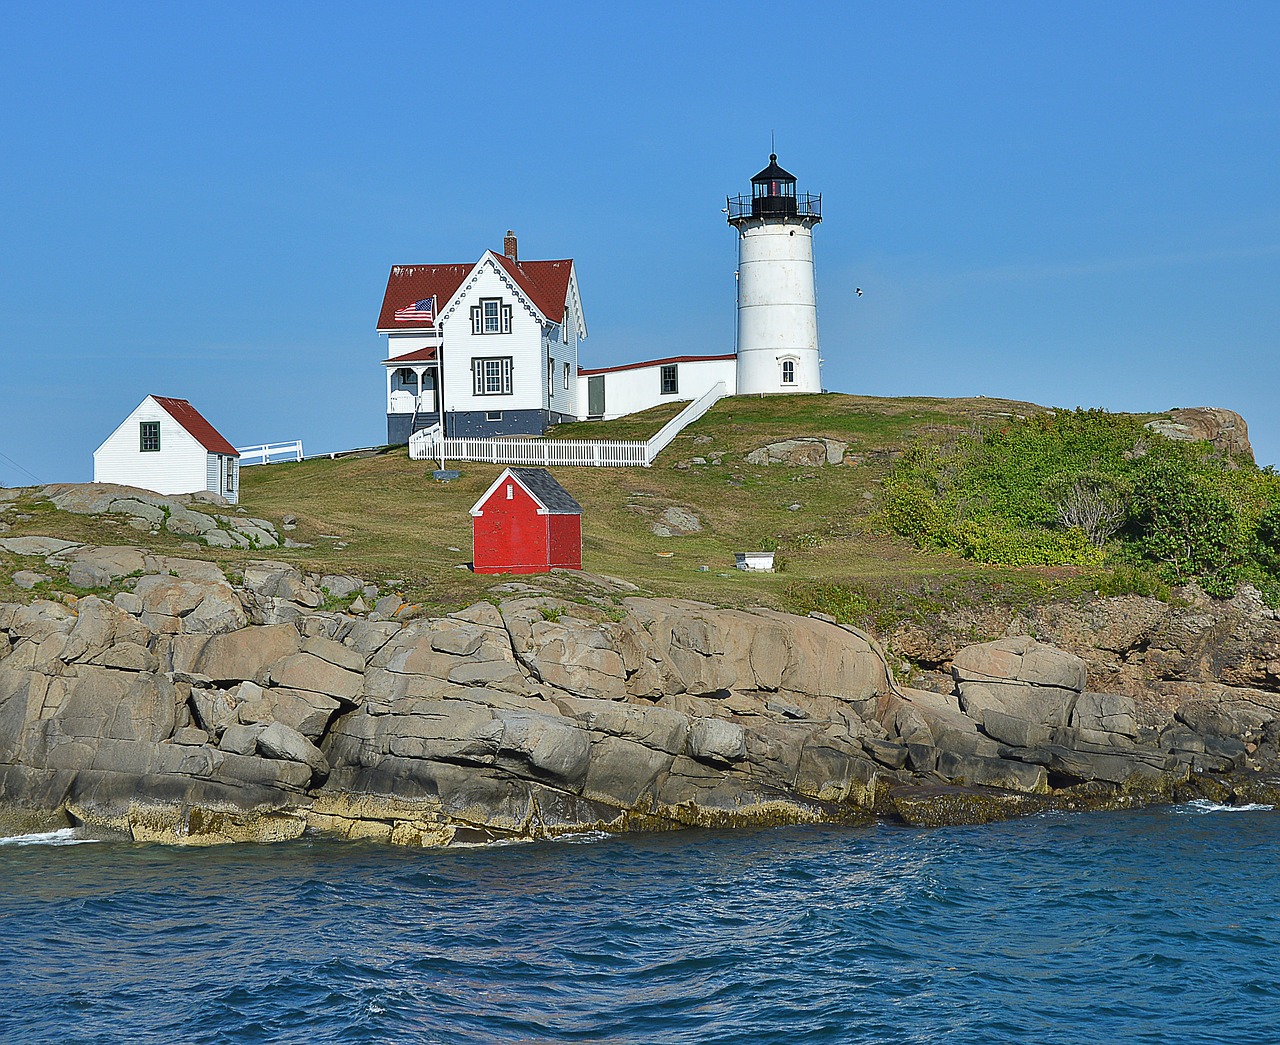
394, 297, 435, 322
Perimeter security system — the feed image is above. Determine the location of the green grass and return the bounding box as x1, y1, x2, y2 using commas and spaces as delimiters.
0, 394, 1157, 622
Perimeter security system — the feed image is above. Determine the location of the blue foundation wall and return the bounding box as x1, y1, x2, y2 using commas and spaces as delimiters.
386, 412, 442, 446
387, 410, 578, 444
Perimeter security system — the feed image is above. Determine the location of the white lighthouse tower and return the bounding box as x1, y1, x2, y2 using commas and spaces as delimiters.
728, 154, 823, 395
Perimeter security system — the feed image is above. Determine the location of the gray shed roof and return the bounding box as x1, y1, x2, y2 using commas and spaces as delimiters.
509, 468, 582, 515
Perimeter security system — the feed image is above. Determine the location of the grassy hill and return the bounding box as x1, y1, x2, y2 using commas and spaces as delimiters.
236, 394, 1104, 616
7, 393, 1273, 628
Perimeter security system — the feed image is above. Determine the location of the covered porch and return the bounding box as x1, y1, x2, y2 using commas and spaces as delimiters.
385, 346, 441, 445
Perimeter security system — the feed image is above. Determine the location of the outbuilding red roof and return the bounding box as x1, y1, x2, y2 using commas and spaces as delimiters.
376, 252, 574, 330
152, 396, 239, 457
577, 353, 736, 376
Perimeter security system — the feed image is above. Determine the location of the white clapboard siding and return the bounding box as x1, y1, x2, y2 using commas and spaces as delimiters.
94, 399, 211, 495
441, 259, 546, 416
575, 357, 736, 422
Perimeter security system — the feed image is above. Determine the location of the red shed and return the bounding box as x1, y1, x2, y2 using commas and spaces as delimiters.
470, 467, 583, 574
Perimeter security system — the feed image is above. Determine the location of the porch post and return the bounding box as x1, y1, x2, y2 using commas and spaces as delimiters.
413, 366, 426, 411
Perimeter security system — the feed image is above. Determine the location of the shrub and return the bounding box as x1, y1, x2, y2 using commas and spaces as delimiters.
1255, 499, 1280, 575
1043, 472, 1131, 546
876, 407, 1279, 598
1128, 456, 1243, 593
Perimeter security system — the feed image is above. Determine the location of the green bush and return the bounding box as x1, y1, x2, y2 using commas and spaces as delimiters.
1127, 456, 1243, 596
877, 407, 1280, 599
1255, 499, 1280, 575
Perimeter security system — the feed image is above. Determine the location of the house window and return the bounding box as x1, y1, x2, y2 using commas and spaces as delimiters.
781, 359, 797, 385
487, 411, 504, 422
548, 357, 555, 392
563, 361, 570, 389
140, 421, 160, 452
473, 357, 513, 396
224, 459, 236, 493
660, 364, 678, 395
471, 298, 512, 334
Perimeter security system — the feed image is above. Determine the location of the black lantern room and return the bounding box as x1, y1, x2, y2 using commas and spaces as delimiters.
751, 154, 798, 218
727, 154, 820, 225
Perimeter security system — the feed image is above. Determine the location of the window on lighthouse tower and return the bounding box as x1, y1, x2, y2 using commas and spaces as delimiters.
781, 359, 796, 385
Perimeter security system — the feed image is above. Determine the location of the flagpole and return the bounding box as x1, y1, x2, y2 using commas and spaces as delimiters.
435, 296, 445, 472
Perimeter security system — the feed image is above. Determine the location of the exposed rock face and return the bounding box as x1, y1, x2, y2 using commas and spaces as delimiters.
40, 483, 282, 550
652, 506, 702, 537
745, 438, 847, 467
890, 587, 1280, 716
1144, 407, 1253, 463
3, 541, 1279, 845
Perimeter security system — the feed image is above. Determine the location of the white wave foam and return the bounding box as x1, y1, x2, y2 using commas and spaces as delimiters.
0, 828, 98, 846
451, 830, 613, 850
1178, 799, 1274, 814
551, 830, 613, 845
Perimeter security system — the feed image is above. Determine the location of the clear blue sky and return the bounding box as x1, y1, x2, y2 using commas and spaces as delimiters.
2, 1, 1277, 485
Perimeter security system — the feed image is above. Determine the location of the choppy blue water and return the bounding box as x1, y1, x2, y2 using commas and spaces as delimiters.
2, 804, 1278, 1044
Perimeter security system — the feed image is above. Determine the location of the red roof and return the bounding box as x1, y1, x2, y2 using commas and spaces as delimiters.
577, 353, 736, 377
492, 254, 574, 324
376, 264, 471, 331
152, 397, 239, 457
383, 345, 439, 364
376, 252, 574, 330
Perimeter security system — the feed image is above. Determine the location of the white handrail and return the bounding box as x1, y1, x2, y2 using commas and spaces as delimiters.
405, 383, 727, 468
236, 440, 304, 466
408, 423, 443, 461
644, 381, 726, 465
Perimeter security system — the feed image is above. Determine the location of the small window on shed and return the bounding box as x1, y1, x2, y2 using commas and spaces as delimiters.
140, 421, 160, 452
225, 459, 236, 493
506, 483, 513, 500
660, 364, 678, 395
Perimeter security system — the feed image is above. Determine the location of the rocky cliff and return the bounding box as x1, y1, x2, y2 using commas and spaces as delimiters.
3, 536, 1279, 845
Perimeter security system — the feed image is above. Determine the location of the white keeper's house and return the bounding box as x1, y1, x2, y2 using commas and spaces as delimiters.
377, 232, 587, 442
93, 395, 242, 503
376, 156, 823, 443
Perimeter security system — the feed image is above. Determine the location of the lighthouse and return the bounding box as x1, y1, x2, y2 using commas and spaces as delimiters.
727, 154, 823, 395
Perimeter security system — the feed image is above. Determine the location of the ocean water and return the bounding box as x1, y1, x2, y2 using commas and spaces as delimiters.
2, 805, 1279, 1044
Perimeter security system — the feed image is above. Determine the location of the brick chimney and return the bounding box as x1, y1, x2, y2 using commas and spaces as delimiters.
504, 230, 518, 262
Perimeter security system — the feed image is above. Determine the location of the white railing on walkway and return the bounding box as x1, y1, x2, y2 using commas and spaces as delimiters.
407, 382, 727, 468
236, 440, 305, 466
408, 423, 443, 462
642, 381, 726, 465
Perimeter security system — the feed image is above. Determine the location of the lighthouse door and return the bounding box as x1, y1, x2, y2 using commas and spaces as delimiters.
587, 376, 605, 418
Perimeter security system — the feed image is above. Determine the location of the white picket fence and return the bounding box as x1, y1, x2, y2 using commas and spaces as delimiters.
408, 381, 726, 468
236, 440, 304, 466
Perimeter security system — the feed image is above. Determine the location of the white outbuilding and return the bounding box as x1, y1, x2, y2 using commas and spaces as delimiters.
93, 395, 242, 504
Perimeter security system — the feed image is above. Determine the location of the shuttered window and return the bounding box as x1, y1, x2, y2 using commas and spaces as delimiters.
473, 357, 513, 396
471, 298, 512, 334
